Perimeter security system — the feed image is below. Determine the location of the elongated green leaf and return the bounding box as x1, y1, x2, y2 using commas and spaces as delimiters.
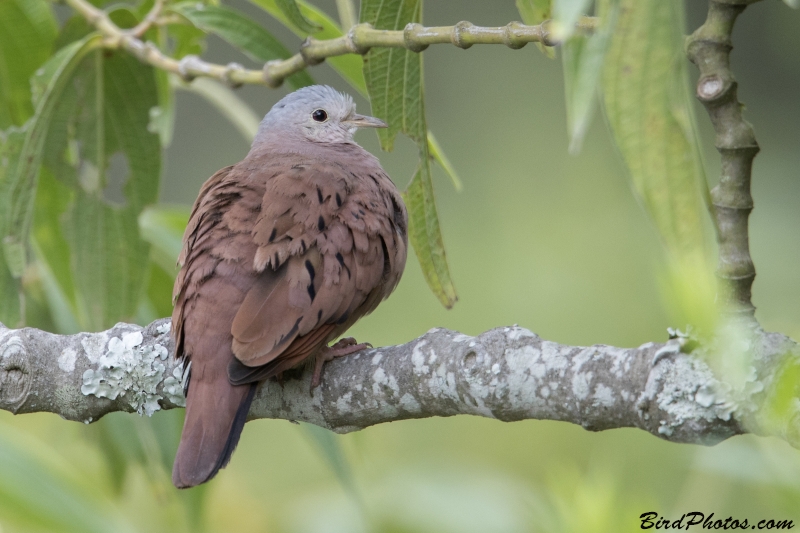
403, 159, 458, 307
32, 168, 80, 333
361, 0, 423, 150
561, 0, 618, 153
29, 15, 161, 330
601, 0, 715, 328
275, 0, 322, 33
361, 0, 457, 308
151, 42, 175, 147
138, 204, 190, 274
72, 53, 160, 329
0, 34, 101, 300
427, 132, 462, 191
171, 2, 313, 89
0, 128, 26, 325
0, 0, 57, 128
516, 0, 554, 58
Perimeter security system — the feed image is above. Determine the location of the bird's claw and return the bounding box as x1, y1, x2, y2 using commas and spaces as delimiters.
310, 338, 372, 391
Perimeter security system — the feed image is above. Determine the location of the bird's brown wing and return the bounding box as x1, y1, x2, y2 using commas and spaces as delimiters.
229, 157, 407, 382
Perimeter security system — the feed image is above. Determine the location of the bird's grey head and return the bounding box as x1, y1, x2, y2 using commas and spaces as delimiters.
253, 85, 386, 146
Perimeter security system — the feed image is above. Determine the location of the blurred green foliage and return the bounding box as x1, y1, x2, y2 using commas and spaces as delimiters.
1, 0, 799, 531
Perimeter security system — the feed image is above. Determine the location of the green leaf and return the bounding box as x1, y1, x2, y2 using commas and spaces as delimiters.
138, 204, 190, 274
0, 35, 102, 326
151, 29, 176, 148
170, 2, 313, 90
169, 20, 207, 59
248, 0, 365, 91
516, 0, 555, 58
561, 0, 618, 154
403, 159, 458, 308
30, 18, 161, 330
427, 132, 463, 191
783, 0, 799, 8
275, 0, 323, 33
361, 0, 424, 150
360, 0, 457, 308
0, 128, 26, 325
0, 0, 57, 128
32, 168, 80, 333
601, 0, 715, 329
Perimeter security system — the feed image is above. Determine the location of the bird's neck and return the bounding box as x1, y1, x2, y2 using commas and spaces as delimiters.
247, 132, 369, 162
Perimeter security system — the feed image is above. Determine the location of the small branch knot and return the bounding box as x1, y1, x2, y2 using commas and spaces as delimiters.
451, 21, 474, 49
697, 75, 730, 102
177, 55, 203, 82
403, 23, 429, 53
222, 62, 245, 89
539, 20, 558, 47
262, 60, 284, 88
299, 38, 326, 66
347, 24, 373, 54
0, 336, 30, 413
503, 21, 529, 49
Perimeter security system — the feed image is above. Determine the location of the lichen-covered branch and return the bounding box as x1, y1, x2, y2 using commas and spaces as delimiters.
686, 0, 762, 319
1, 319, 797, 447
64, 0, 596, 88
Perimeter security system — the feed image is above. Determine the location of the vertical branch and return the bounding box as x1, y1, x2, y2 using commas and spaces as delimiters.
686, 0, 762, 320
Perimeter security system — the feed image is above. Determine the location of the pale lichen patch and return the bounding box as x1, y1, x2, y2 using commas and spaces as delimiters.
163, 364, 186, 407
372, 367, 399, 397
399, 392, 421, 413
593, 384, 616, 408
336, 391, 353, 413
508, 326, 537, 341
58, 348, 77, 373
505, 345, 539, 374
609, 347, 631, 378
411, 341, 430, 374
572, 347, 596, 373
81, 331, 171, 416
81, 331, 109, 364
572, 372, 592, 401
541, 341, 569, 376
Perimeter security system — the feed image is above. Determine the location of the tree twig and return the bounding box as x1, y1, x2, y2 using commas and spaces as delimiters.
0, 319, 796, 446
128, 0, 165, 38
63, 0, 596, 88
686, 0, 762, 319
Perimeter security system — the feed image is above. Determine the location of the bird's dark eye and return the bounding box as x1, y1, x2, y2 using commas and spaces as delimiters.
312, 109, 328, 122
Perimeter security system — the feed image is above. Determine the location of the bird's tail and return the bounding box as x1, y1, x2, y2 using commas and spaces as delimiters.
172, 376, 257, 489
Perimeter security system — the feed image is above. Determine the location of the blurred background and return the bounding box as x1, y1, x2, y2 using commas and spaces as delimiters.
1, 1, 799, 531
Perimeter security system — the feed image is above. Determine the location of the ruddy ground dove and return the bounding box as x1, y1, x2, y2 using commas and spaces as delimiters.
171, 85, 408, 488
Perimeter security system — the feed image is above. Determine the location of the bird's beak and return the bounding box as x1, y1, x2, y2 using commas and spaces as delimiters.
343, 113, 388, 129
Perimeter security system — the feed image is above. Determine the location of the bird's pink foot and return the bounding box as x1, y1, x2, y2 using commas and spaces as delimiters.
311, 337, 372, 390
